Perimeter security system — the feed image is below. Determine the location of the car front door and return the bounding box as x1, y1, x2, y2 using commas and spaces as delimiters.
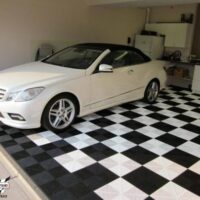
89, 50, 138, 109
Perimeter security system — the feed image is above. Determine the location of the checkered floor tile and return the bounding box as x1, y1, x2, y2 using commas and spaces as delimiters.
0, 87, 200, 200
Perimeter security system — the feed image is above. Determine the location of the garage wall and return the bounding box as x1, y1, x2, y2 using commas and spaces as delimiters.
149, 4, 197, 23
192, 4, 200, 57
0, 0, 146, 70
88, 6, 145, 44
149, 4, 198, 59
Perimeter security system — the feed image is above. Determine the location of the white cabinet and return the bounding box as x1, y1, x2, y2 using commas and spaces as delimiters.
192, 65, 200, 94
145, 23, 191, 48
135, 35, 164, 59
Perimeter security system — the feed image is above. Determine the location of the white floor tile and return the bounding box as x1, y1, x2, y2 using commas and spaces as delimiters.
27, 131, 61, 146
151, 182, 199, 200
109, 106, 128, 114
54, 150, 96, 172
145, 157, 186, 180
106, 114, 130, 123
189, 161, 200, 175
133, 108, 153, 115
137, 126, 165, 138
140, 139, 174, 156
72, 121, 100, 133
104, 124, 132, 136
178, 141, 200, 158
103, 137, 136, 153
64, 133, 98, 149
169, 128, 198, 140
134, 116, 158, 125
95, 178, 148, 200
99, 154, 141, 176
162, 118, 187, 128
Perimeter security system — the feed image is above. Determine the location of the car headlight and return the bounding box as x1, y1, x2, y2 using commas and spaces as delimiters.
6, 87, 45, 102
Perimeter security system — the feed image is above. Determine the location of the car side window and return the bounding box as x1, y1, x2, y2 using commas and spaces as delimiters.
101, 50, 131, 68
129, 51, 146, 65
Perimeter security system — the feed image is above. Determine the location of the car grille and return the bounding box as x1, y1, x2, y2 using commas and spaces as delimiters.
0, 89, 6, 101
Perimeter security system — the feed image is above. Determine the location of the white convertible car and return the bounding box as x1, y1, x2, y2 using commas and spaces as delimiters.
0, 43, 167, 132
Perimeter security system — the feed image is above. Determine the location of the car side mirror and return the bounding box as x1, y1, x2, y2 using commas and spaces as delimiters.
99, 64, 113, 73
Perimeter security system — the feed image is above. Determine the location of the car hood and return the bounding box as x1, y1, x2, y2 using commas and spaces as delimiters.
0, 62, 85, 90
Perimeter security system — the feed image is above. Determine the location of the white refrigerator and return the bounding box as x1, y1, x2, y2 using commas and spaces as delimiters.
135, 35, 164, 59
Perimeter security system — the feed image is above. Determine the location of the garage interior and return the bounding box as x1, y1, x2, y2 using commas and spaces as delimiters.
0, 0, 200, 200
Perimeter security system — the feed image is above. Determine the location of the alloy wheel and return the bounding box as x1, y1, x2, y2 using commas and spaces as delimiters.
48, 98, 75, 129
146, 81, 159, 102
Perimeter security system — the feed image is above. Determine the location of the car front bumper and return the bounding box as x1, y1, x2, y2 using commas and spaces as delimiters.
0, 99, 44, 129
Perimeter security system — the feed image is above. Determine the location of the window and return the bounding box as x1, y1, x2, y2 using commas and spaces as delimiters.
129, 51, 146, 65
101, 50, 130, 68
43, 47, 103, 69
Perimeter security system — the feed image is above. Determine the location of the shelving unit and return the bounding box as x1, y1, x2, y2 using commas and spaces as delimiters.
145, 23, 191, 48
192, 65, 200, 94
166, 62, 195, 89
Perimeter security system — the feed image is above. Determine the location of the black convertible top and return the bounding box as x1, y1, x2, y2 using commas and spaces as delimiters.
75, 43, 151, 62
76, 43, 138, 51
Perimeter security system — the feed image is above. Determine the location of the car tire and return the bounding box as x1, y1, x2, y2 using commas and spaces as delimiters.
42, 94, 77, 133
144, 80, 160, 103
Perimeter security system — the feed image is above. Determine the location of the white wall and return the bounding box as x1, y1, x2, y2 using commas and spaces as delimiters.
0, 0, 146, 70
149, 4, 198, 60
150, 4, 197, 23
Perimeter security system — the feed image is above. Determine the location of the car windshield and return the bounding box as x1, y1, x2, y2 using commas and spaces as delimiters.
43, 46, 104, 69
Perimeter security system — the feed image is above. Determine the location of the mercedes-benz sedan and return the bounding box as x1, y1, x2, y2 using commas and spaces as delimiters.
0, 43, 167, 132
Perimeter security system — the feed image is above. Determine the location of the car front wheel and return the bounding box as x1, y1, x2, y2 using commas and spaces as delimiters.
144, 80, 160, 103
42, 95, 77, 133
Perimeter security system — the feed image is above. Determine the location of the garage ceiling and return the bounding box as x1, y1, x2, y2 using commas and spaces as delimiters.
87, 0, 200, 7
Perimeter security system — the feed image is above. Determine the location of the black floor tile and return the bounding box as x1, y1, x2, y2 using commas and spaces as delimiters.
124, 167, 168, 194
41, 181, 65, 196
192, 136, 200, 144
90, 118, 114, 127
156, 134, 186, 147
12, 150, 30, 160
185, 102, 200, 107
122, 131, 151, 144
168, 107, 187, 113
74, 163, 118, 190
147, 113, 168, 121
86, 129, 115, 142
0, 87, 199, 200
182, 124, 200, 134
120, 111, 142, 119
164, 149, 199, 168
33, 152, 52, 162
152, 122, 176, 132
123, 146, 157, 164
96, 110, 114, 117
122, 120, 146, 130
82, 143, 116, 161
25, 164, 45, 176
49, 166, 69, 178
174, 170, 200, 196
163, 100, 180, 106
145, 105, 162, 112
174, 114, 196, 123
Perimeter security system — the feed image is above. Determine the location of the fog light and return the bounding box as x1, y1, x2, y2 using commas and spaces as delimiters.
8, 113, 25, 121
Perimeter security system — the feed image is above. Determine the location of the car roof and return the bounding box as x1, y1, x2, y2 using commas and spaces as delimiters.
75, 43, 151, 61
75, 43, 138, 51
